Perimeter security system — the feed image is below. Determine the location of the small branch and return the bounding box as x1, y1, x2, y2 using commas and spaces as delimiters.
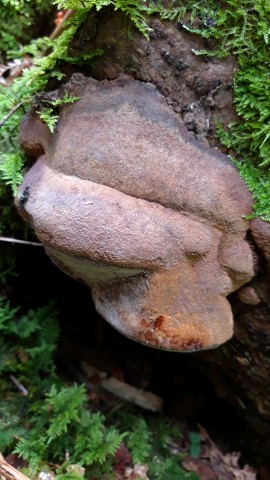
0, 103, 23, 128
0, 237, 43, 247
9, 375, 28, 397
0, 454, 30, 480
50, 9, 74, 41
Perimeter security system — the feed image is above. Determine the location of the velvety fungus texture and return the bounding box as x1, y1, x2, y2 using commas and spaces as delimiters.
17, 76, 260, 351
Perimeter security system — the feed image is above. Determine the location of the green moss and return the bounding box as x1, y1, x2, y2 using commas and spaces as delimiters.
53, 0, 151, 36
0, 0, 52, 56
0, 7, 101, 193
0, 294, 197, 479
0, 1, 146, 192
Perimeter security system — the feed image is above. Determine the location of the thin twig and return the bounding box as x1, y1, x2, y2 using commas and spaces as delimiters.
0, 236, 43, 247
50, 9, 74, 41
9, 375, 28, 397
0, 103, 23, 128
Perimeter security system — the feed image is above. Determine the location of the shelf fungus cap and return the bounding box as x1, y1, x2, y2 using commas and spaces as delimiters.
16, 77, 255, 351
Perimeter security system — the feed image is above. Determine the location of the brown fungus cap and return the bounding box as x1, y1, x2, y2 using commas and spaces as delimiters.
16, 76, 255, 351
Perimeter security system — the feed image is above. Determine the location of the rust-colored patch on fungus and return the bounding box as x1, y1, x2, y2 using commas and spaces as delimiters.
154, 316, 166, 330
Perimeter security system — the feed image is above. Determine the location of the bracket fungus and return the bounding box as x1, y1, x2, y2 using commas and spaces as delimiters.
16, 76, 256, 351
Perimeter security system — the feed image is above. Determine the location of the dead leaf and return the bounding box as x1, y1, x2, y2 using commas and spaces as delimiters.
183, 455, 217, 480
114, 444, 132, 473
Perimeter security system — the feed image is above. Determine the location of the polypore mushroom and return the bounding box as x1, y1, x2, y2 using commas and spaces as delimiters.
16, 76, 255, 351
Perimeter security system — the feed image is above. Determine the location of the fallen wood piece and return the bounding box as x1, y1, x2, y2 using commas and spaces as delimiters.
81, 362, 163, 412
102, 376, 163, 412
0, 454, 30, 480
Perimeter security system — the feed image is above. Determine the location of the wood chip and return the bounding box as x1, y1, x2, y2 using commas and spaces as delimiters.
0, 454, 30, 480
81, 362, 163, 412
